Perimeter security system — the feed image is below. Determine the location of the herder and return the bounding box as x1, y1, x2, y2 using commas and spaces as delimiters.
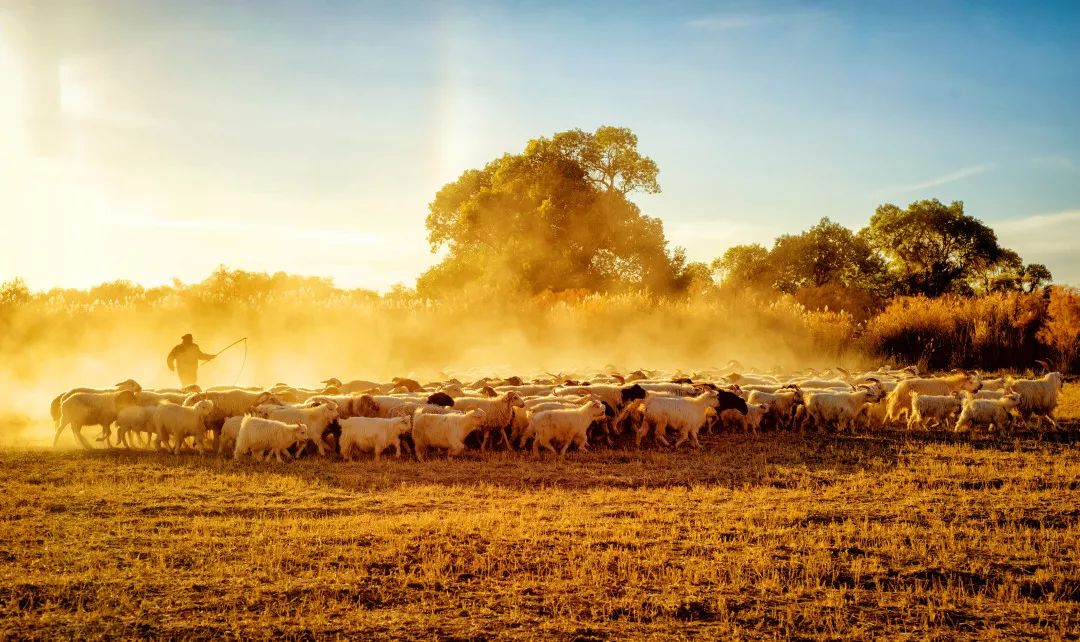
166, 333, 215, 387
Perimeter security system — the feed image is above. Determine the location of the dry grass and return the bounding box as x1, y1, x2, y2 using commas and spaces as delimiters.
2, 425, 1079, 639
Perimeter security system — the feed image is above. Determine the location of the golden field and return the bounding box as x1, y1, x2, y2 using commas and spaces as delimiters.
0, 389, 1078, 639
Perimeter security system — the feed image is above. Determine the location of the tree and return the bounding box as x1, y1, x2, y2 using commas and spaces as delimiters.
769, 218, 889, 295
550, 126, 660, 195
713, 219, 891, 309
712, 243, 771, 286
861, 199, 1004, 297
1021, 263, 1053, 293
419, 126, 684, 297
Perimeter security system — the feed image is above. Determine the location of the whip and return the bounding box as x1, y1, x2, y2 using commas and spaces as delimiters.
211, 337, 248, 385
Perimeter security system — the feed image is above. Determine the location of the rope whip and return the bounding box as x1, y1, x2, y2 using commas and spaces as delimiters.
211, 337, 248, 386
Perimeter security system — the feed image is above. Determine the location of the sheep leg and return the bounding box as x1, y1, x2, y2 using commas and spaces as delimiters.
654, 423, 670, 447
72, 424, 94, 450
559, 439, 572, 457
274, 449, 286, 463
673, 429, 688, 449
480, 431, 490, 452
373, 446, 381, 463
448, 442, 466, 458
499, 427, 513, 450
575, 433, 589, 452
634, 422, 649, 448
394, 438, 402, 458
690, 429, 702, 449
53, 417, 69, 447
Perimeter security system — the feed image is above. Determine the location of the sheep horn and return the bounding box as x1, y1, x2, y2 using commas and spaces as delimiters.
1035, 359, 1052, 373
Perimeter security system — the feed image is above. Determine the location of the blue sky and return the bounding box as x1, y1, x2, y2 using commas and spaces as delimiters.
2, 0, 1078, 289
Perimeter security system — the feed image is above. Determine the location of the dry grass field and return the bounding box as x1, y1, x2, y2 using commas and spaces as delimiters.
1, 391, 1079, 639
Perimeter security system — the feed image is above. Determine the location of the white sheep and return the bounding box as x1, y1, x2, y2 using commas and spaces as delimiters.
885, 372, 981, 424
320, 377, 381, 394
234, 416, 311, 462
801, 385, 885, 432
218, 416, 244, 456
1006, 372, 1063, 431
263, 401, 340, 456
54, 389, 140, 449
153, 400, 215, 454
747, 389, 801, 428
955, 393, 1021, 434
906, 392, 962, 431
554, 383, 646, 412
450, 392, 524, 450
719, 402, 769, 433
49, 379, 142, 432
115, 405, 157, 449
638, 391, 719, 449
524, 400, 606, 456
338, 416, 412, 462
411, 409, 486, 461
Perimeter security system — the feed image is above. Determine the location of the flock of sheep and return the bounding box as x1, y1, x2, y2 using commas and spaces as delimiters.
48, 361, 1067, 462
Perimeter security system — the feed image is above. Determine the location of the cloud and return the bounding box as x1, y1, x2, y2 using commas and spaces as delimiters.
687, 7, 833, 32
882, 164, 995, 195
995, 210, 1080, 286
687, 14, 774, 31
1030, 155, 1079, 173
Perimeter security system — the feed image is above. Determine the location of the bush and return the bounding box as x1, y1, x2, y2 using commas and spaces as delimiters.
1038, 286, 1080, 372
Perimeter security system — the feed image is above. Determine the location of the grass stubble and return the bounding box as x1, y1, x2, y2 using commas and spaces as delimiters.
0, 391, 1078, 639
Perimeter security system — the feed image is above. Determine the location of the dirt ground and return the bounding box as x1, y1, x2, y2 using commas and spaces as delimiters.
1, 419, 1078, 639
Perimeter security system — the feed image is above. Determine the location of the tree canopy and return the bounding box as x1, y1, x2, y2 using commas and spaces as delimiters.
714, 201, 1050, 312
418, 126, 687, 297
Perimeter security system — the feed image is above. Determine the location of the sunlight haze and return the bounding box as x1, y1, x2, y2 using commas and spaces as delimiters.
3, 1, 1079, 290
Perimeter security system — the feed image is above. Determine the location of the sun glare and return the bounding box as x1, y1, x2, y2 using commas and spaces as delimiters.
0, 23, 25, 157
58, 63, 96, 119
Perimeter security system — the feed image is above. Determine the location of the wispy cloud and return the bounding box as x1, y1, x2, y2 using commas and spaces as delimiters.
883, 164, 996, 194
995, 210, 1080, 286
687, 14, 775, 31
687, 7, 832, 32
1030, 155, 1079, 173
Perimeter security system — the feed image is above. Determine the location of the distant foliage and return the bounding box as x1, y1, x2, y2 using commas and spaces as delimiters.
862, 292, 1049, 371
1038, 286, 1080, 372
419, 126, 692, 297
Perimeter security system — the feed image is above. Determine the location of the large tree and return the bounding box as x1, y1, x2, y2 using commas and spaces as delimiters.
714, 218, 889, 298
418, 126, 687, 297
860, 199, 1050, 296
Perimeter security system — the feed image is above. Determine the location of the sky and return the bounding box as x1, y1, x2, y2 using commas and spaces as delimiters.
1, 0, 1079, 291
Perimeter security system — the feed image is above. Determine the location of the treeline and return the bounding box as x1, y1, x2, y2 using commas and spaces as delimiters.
2, 268, 1079, 375
2, 126, 1078, 376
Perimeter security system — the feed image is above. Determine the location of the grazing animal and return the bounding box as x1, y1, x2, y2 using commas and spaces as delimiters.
451, 392, 525, 450
153, 400, 215, 454
638, 391, 723, 449
234, 416, 310, 462
906, 392, 962, 431
55, 389, 140, 449
338, 416, 413, 461
955, 393, 1021, 434
263, 402, 340, 456
525, 400, 607, 456
885, 372, 981, 424
411, 409, 486, 461
1006, 371, 1063, 431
